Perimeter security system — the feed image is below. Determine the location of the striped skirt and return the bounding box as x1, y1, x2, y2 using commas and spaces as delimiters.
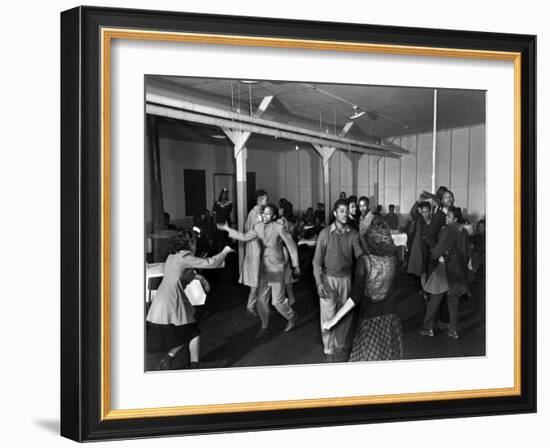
349, 314, 404, 362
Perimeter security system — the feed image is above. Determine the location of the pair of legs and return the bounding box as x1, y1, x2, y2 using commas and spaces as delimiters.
319, 275, 352, 355
167, 336, 200, 365
247, 283, 295, 314
256, 276, 296, 333
422, 292, 459, 334
246, 286, 258, 314
153, 322, 200, 370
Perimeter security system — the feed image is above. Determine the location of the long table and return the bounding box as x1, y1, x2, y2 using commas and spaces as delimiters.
298, 232, 408, 248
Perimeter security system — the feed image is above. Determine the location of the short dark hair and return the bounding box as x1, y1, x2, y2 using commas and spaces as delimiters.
358, 196, 369, 205
389, 204, 395, 210
333, 199, 348, 212
254, 189, 268, 201
263, 203, 279, 218
418, 201, 431, 210
436, 186, 449, 197
447, 206, 460, 220
348, 195, 357, 203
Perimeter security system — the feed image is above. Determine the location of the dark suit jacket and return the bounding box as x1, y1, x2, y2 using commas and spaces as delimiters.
425, 209, 446, 248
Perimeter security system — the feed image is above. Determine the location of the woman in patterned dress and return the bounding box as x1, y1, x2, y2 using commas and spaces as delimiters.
322, 223, 403, 361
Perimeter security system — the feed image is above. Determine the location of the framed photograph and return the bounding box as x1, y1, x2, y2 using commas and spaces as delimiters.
60, 6, 536, 441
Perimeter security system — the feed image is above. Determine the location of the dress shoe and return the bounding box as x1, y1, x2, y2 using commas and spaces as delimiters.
419, 328, 434, 337
255, 327, 269, 338
284, 314, 297, 332
156, 354, 173, 370
447, 330, 459, 339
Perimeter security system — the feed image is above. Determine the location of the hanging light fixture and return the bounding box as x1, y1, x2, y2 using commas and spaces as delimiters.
349, 105, 366, 120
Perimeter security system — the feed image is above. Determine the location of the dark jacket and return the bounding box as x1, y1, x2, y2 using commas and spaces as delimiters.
429, 223, 469, 296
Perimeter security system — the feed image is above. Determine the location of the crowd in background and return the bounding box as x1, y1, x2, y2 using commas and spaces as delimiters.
149, 186, 486, 369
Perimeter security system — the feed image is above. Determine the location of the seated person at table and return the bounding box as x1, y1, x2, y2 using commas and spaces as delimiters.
314, 202, 326, 225
147, 230, 234, 370
312, 215, 325, 237
293, 218, 306, 241
163, 212, 178, 230
385, 204, 399, 231
302, 207, 315, 226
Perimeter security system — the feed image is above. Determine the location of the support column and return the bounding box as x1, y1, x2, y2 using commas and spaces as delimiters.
313, 144, 337, 224
342, 151, 359, 196
223, 129, 251, 267
221, 96, 273, 266
147, 114, 165, 232
234, 146, 248, 233
431, 89, 438, 193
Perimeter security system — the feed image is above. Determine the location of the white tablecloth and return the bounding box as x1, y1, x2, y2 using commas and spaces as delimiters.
298, 233, 407, 248
297, 238, 317, 247
391, 232, 408, 248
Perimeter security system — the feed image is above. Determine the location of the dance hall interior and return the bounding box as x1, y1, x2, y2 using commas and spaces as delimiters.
144, 75, 486, 371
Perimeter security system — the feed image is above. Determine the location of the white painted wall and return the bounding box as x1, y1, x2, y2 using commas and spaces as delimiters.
149, 123, 485, 228
145, 138, 282, 227
321, 124, 486, 224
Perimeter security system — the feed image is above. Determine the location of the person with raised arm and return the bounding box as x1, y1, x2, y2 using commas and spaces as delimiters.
218, 204, 300, 338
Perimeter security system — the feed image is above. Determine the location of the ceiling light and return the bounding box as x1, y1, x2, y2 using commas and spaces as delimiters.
240, 80, 258, 84
349, 106, 366, 120
211, 134, 226, 139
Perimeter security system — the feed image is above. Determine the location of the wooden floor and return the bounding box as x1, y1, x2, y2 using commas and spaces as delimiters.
146, 252, 486, 371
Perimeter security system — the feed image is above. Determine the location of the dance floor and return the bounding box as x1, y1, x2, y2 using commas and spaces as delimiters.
145, 251, 486, 371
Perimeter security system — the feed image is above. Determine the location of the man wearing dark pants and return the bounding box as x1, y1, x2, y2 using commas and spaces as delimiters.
313, 199, 363, 359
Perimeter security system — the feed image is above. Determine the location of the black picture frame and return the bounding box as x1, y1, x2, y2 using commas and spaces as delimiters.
61, 5, 536, 442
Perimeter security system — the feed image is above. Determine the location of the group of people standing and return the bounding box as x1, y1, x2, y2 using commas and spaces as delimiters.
407, 186, 471, 339
219, 191, 404, 363
147, 184, 482, 371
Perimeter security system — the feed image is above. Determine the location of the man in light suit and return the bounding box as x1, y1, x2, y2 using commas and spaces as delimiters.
218, 204, 300, 338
